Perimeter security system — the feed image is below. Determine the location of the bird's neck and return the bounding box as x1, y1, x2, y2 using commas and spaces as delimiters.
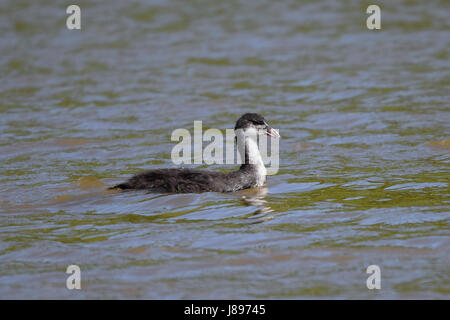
237, 132, 267, 186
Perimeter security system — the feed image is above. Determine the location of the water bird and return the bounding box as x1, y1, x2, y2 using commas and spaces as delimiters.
110, 113, 280, 193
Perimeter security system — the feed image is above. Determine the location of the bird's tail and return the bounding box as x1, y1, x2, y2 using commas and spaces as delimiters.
108, 183, 131, 190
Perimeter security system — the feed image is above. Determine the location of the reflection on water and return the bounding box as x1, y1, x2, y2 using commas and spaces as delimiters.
0, 0, 449, 299
240, 187, 275, 223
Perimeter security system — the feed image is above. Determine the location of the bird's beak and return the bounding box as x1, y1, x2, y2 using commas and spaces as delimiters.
265, 125, 280, 138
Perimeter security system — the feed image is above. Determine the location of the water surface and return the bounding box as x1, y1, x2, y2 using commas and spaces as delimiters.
0, 0, 449, 299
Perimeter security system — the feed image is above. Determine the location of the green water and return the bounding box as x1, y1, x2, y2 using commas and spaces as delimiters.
0, 0, 449, 299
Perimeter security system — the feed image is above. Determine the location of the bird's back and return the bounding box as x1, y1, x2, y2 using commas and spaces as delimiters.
111, 168, 231, 193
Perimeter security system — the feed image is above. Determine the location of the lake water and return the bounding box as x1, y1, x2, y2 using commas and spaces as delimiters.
0, 0, 449, 299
